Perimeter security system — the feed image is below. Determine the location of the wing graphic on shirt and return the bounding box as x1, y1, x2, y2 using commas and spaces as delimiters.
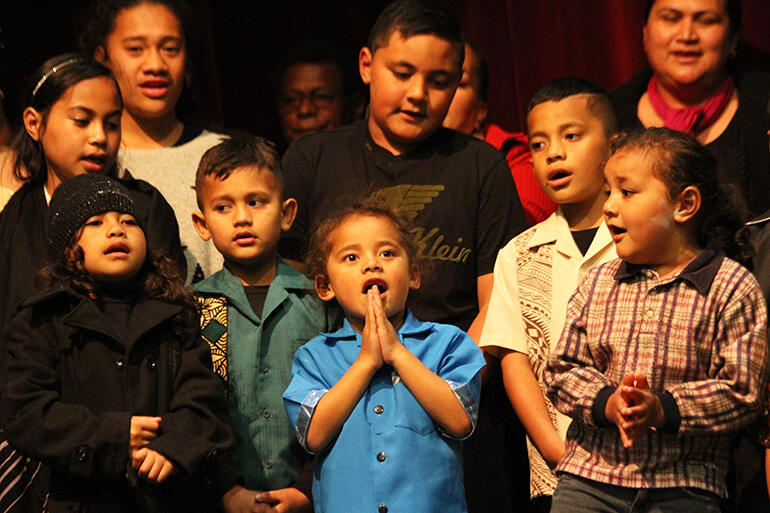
376, 184, 445, 220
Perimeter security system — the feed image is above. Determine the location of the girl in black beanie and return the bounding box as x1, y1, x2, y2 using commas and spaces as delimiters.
0, 173, 237, 513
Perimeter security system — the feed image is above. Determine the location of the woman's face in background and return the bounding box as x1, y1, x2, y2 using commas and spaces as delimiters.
98, 2, 186, 123
643, 0, 737, 94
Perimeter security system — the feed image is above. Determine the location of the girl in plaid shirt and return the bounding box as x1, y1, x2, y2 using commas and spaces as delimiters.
544, 128, 767, 513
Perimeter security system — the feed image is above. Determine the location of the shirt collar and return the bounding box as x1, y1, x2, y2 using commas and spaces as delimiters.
193, 257, 314, 322
194, 257, 312, 297
527, 209, 614, 260
614, 248, 723, 295
527, 210, 564, 249
325, 310, 432, 341
271, 257, 316, 291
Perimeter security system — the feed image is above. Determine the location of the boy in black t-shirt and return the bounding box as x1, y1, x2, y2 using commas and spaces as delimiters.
280, 0, 527, 338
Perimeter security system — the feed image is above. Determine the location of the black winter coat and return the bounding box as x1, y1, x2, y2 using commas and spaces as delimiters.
0, 286, 236, 513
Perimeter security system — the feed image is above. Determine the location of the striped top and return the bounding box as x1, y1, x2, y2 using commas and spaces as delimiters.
544, 250, 767, 497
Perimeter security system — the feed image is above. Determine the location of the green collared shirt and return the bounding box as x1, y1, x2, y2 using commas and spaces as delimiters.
193, 259, 340, 490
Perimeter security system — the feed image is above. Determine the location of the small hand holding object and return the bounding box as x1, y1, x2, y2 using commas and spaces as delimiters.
129, 416, 160, 457
132, 447, 174, 484
358, 287, 384, 372
368, 286, 403, 365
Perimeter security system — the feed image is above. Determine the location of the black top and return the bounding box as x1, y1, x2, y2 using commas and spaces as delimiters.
571, 227, 599, 256
610, 67, 770, 217
280, 120, 528, 330
0, 177, 184, 329
243, 284, 269, 318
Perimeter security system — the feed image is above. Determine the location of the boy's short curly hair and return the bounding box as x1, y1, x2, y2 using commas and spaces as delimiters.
305, 194, 426, 287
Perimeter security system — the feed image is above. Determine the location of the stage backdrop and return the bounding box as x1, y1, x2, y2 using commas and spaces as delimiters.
1, 0, 768, 142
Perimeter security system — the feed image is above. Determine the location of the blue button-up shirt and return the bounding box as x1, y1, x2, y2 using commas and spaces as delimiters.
283, 312, 485, 513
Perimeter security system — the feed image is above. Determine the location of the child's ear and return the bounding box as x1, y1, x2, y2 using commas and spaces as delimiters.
314, 274, 336, 302
23, 107, 44, 141
359, 47, 373, 85
280, 197, 298, 232
674, 185, 701, 224
94, 45, 107, 64
408, 264, 421, 290
191, 211, 212, 241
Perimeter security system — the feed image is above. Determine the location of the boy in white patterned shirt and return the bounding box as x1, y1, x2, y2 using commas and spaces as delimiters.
479, 77, 618, 512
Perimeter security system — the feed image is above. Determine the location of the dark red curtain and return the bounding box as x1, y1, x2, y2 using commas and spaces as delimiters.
1, 1, 768, 141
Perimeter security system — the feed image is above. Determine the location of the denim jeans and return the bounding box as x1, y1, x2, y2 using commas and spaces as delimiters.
550, 474, 721, 513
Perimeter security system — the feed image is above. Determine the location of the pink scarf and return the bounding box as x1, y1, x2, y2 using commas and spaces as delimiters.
647, 75, 734, 136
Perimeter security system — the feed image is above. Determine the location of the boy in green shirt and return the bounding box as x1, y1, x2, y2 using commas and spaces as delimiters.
191, 136, 339, 512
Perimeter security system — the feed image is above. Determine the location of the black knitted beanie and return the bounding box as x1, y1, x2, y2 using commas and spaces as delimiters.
47, 174, 140, 263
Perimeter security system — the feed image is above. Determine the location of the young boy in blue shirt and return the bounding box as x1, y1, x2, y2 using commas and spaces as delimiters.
191, 136, 340, 512
283, 197, 486, 513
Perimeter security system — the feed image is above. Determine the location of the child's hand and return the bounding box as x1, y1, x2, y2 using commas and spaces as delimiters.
617, 376, 664, 442
368, 287, 404, 365
129, 416, 160, 456
221, 485, 275, 513
605, 385, 634, 448
358, 288, 384, 372
132, 447, 174, 483
619, 373, 648, 407
255, 487, 312, 513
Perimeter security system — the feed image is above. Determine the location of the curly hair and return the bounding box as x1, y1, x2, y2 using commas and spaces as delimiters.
610, 127, 749, 264
305, 194, 428, 289
37, 246, 199, 329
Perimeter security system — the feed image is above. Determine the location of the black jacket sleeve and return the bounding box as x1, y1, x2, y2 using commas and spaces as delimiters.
146, 326, 239, 496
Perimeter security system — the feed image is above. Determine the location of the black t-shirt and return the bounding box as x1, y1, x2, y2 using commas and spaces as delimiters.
571, 227, 600, 256
243, 284, 269, 318
280, 120, 527, 330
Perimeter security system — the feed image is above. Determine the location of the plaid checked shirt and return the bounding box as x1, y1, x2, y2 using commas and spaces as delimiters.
544, 250, 767, 497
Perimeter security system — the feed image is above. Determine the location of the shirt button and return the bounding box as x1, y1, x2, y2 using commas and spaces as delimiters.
115, 359, 124, 369
378, 504, 388, 513
376, 451, 386, 462
644, 309, 654, 319
260, 364, 269, 373
374, 405, 384, 415
262, 409, 271, 419
264, 460, 272, 469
